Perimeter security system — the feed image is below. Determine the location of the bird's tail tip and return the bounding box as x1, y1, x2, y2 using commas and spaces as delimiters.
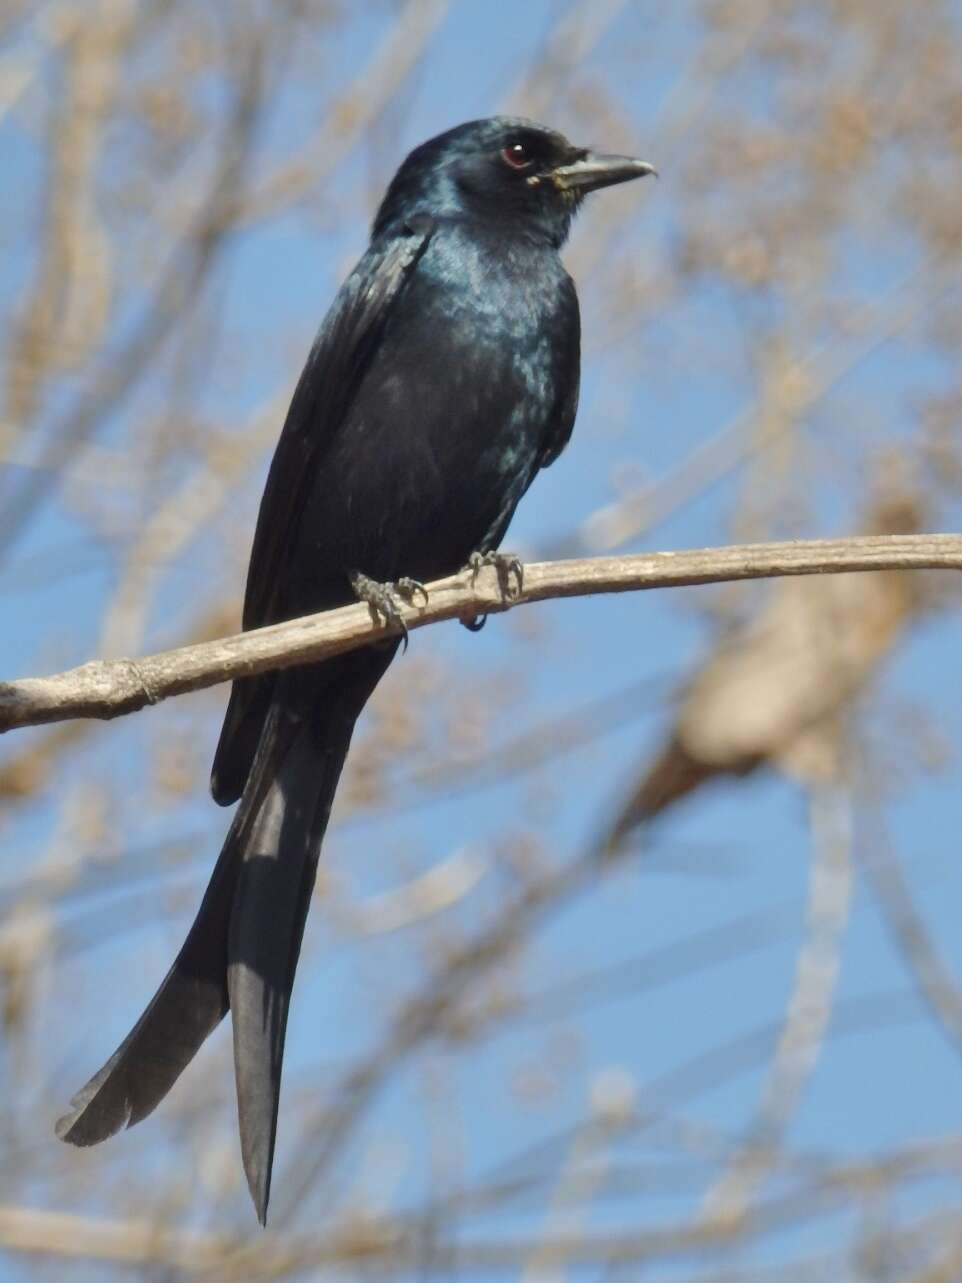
242, 1142, 273, 1226
54, 1063, 133, 1147
54, 1105, 83, 1144
255, 1195, 270, 1228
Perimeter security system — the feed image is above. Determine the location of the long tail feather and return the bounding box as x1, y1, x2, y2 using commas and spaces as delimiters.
57, 649, 394, 1226
54, 874, 233, 1146
54, 706, 295, 1147
227, 692, 357, 1224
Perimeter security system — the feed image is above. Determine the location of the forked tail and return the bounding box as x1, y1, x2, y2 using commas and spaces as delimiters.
57, 654, 393, 1223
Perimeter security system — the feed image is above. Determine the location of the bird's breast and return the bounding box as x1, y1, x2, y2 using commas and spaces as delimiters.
297, 233, 573, 584
419, 230, 566, 340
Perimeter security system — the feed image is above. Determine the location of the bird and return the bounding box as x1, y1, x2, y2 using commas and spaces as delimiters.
598, 481, 926, 853
55, 117, 655, 1223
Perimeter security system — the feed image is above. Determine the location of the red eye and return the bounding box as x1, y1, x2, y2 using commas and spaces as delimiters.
502, 141, 531, 169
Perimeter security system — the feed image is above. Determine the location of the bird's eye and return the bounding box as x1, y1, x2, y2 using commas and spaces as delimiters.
502, 141, 532, 170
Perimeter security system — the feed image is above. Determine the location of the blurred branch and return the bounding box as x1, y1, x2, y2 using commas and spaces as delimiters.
238, 0, 451, 226
521, 1078, 631, 1283
5, 1139, 961, 1274
556, 269, 956, 558
901, 1226, 962, 1283
0, 18, 267, 561
0, 721, 89, 800
596, 485, 927, 848
5, 0, 132, 427
335, 845, 488, 935
856, 802, 962, 1060
702, 785, 854, 1220
0, 1204, 231, 1272
389, 987, 934, 1255
96, 394, 286, 656
2, 534, 960, 733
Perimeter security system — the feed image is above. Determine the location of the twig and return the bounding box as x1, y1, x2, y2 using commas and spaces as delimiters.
2, 534, 961, 733
856, 800, 962, 1060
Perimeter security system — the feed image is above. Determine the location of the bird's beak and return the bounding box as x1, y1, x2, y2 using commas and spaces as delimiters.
550, 151, 657, 194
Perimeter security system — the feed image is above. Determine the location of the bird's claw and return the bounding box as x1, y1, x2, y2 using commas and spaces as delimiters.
467, 550, 524, 599
350, 571, 427, 652
460, 551, 524, 633
396, 576, 429, 607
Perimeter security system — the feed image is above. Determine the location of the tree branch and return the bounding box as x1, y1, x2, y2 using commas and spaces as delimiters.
2, 534, 959, 734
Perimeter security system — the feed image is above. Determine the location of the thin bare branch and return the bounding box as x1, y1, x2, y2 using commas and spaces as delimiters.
2, 534, 960, 734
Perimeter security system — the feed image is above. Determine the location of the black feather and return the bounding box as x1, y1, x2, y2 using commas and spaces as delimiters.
58, 115, 652, 1224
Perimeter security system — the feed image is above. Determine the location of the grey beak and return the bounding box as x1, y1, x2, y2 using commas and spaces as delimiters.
551, 152, 657, 194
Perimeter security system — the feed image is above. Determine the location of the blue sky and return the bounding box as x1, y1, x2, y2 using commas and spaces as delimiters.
2, 2, 962, 1277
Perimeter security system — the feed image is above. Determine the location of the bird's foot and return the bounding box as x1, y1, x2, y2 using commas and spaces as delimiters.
349, 572, 427, 652
468, 550, 524, 598
397, 576, 429, 606
461, 550, 524, 632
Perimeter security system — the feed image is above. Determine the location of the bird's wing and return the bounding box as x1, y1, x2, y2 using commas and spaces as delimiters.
242, 215, 435, 631
538, 272, 581, 469
211, 216, 434, 806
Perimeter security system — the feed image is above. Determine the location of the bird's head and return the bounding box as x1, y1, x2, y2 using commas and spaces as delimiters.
373, 117, 655, 248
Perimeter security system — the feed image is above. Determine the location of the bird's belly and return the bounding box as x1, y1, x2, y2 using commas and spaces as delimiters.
299, 363, 545, 588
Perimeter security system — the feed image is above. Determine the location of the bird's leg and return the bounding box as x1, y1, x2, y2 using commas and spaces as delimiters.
349, 571, 428, 651
461, 550, 524, 632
